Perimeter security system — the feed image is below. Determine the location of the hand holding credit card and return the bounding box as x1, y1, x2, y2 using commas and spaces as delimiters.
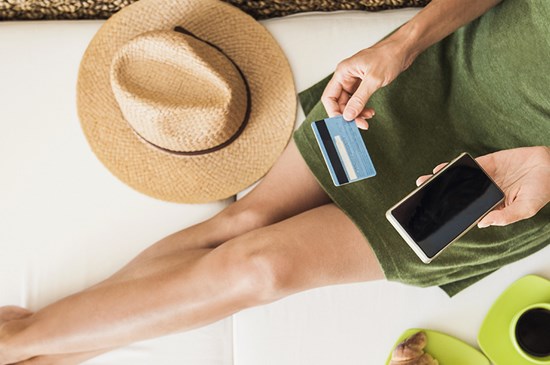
311, 116, 376, 186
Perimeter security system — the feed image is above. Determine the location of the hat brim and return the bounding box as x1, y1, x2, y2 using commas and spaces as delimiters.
77, 0, 296, 203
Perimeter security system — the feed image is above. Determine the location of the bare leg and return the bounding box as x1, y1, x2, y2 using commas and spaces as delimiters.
0, 139, 331, 364
1, 142, 384, 363
3, 203, 382, 364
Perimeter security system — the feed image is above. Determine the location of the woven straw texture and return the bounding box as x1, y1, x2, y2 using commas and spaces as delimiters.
109, 31, 249, 153
0, 0, 430, 21
77, 0, 296, 203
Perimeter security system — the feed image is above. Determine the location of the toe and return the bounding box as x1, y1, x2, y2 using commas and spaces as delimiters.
0, 306, 33, 322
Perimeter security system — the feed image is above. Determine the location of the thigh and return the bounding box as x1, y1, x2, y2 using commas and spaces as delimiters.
127, 139, 332, 265
225, 138, 332, 226
219, 203, 384, 296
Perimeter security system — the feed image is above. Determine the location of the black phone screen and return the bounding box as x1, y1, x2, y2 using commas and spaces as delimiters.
390, 154, 504, 258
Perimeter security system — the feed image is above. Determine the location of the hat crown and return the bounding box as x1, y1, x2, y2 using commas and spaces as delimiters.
110, 30, 248, 153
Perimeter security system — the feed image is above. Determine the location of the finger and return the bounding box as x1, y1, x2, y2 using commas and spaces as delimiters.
478, 200, 541, 228
337, 91, 351, 115
354, 110, 375, 129
330, 97, 374, 131
343, 78, 377, 121
355, 118, 369, 130
432, 162, 448, 174
355, 108, 374, 130
344, 99, 374, 130
415, 174, 433, 186
321, 76, 344, 118
475, 153, 497, 177
358, 108, 376, 119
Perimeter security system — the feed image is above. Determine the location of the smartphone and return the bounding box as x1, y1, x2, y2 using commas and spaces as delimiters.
385, 153, 505, 263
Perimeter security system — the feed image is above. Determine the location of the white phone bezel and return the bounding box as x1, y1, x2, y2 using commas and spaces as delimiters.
385, 152, 505, 264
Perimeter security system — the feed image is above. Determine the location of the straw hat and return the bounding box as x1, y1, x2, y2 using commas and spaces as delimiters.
77, 0, 296, 203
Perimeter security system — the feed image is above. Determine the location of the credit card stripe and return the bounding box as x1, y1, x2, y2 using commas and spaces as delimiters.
334, 135, 357, 180
316, 119, 349, 184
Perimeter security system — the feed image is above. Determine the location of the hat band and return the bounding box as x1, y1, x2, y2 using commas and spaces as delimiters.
132, 26, 252, 156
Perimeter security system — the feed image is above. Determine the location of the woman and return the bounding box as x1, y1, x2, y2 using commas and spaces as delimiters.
1, 0, 548, 363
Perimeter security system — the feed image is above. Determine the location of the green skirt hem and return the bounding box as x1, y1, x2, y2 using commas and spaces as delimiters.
292, 123, 406, 290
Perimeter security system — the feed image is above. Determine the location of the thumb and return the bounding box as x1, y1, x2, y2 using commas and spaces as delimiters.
478, 200, 539, 228
343, 79, 376, 121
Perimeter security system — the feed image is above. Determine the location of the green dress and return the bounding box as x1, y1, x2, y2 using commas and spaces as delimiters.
292, 0, 550, 296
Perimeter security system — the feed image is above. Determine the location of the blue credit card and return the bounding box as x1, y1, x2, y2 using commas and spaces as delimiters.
311, 116, 376, 186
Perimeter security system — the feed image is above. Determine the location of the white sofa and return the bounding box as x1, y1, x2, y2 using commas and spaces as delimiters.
1, 8, 549, 364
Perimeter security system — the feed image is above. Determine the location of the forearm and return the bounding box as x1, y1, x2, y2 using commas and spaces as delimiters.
388, 0, 502, 66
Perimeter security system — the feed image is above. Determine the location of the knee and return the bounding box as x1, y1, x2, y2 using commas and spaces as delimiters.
221, 235, 294, 306
217, 204, 271, 238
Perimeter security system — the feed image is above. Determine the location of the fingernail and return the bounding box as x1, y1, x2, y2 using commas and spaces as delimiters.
366, 112, 374, 119
478, 222, 491, 228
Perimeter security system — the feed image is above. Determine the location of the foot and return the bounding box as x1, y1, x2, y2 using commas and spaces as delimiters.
0, 306, 33, 323
0, 306, 95, 365
0, 306, 33, 364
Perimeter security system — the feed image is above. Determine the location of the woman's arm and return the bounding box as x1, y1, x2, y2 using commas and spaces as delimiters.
396, 0, 503, 68
322, 0, 503, 129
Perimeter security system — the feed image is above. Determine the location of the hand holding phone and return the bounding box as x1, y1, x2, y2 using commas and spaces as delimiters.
386, 153, 505, 263
417, 147, 550, 229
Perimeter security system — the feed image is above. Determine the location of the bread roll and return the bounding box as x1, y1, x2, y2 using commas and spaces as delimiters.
389, 331, 439, 365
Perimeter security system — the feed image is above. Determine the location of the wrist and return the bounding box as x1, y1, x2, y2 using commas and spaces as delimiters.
392, 21, 424, 69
